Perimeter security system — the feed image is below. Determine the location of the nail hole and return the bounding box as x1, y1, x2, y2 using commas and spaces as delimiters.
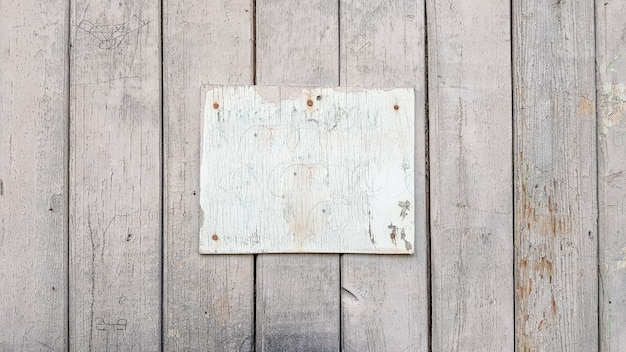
316, 95, 322, 101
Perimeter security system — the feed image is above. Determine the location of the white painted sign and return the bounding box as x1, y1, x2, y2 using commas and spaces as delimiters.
199, 86, 415, 254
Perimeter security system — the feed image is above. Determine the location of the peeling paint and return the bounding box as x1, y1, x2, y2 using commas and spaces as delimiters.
534, 256, 553, 283
578, 96, 594, 116
599, 82, 626, 128
520, 180, 571, 237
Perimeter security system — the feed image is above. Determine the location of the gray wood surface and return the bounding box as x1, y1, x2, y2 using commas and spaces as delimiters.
339, 0, 428, 350
597, 1, 626, 350
69, 1, 162, 350
162, 1, 255, 350
427, 0, 515, 350
0, 1, 69, 350
255, 0, 340, 350
513, 1, 598, 351
2, 1, 619, 350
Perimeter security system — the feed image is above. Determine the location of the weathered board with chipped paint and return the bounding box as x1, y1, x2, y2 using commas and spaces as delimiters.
200, 86, 415, 254
597, 1, 626, 350
3, 0, 625, 351
514, 0, 597, 350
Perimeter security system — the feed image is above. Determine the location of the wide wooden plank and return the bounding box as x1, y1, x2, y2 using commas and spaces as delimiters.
255, 0, 340, 350
0, 1, 69, 350
597, 1, 626, 350
162, 1, 255, 350
513, 1, 597, 350
339, 0, 428, 350
427, 0, 514, 350
69, 1, 161, 350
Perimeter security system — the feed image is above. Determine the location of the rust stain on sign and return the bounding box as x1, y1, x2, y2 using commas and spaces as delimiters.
199, 86, 416, 254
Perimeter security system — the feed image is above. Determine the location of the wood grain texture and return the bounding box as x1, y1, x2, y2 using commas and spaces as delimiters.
427, 0, 514, 350
339, 0, 428, 350
0, 1, 69, 350
597, 1, 626, 350
162, 0, 255, 350
69, 1, 161, 350
255, 0, 340, 350
200, 86, 415, 254
513, 1, 597, 351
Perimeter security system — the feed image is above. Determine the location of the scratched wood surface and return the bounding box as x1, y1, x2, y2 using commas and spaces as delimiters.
3, 1, 625, 351
427, 0, 515, 350
162, 0, 255, 350
255, 0, 341, 350
69, 1, 162, 350
597, 1, 626, 350
339, 0, 428, 350
0, 1, 69, 351
513, 1, 598, 351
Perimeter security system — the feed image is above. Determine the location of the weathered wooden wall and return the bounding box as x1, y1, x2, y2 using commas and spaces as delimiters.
1, 0, 623, 351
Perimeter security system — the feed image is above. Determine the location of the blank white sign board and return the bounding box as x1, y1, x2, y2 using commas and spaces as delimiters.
200, 86, 415, 254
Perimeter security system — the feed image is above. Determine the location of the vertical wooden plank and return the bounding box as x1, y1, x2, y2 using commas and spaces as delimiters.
427, 0, 514, 350
513, 1, 597, 351
596, 1, 626, 350
163, 0, 255, 350
69, 1, 161, 350
255, 0, 340, 350
0, 1, 69, 350
339, 1, 428, 351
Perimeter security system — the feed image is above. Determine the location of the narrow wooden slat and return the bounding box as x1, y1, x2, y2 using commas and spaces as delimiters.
596, 1, 626, 350
0, 1, 69, 350
255, 0, 340, 350
339, 0, 428, 350
513, 1, 597, 350
163, 0, 255, 350
69, 2, 161, 350
427, 0, 515, 350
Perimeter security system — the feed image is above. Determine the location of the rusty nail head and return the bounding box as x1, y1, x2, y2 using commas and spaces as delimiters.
394, 104, 399, 110
307, 99, 313, 107
213, 102, 219, 109
212, 234, 219, 241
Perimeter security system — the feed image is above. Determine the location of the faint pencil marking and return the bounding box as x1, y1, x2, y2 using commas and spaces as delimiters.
95, 317, 127, 352
76, 15, 150, 49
